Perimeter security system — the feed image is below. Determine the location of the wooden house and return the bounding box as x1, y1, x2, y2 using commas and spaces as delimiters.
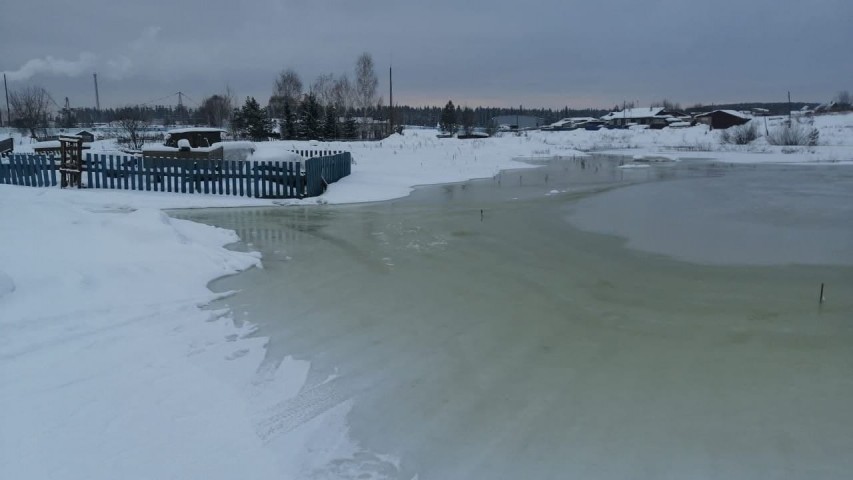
693, 110, 751, 130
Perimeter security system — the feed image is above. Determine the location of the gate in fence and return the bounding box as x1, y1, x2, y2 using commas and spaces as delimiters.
59, 135, 83, 188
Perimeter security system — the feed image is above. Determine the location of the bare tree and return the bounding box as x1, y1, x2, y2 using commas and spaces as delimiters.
836, 90, 851, 107
270, 68, 303, 117
355, 53, 378, 121
9, 85, 53, 138
651, 99, 682, 111
198, 94, 233, 127
331, 74, 354, 114
116, 107, 148, 150
310, 73, 336, 108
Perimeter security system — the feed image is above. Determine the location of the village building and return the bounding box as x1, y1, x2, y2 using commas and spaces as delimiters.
600, 107, 685, 128
491, 115, 544, 130
693, 110, 751, 130
74, 130, 96, 143
352, 117, 389, 140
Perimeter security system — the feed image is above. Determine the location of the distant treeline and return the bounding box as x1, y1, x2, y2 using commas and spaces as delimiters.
61, 101, 816, 129
393, 106, 609, 128
63, 105, 198, 126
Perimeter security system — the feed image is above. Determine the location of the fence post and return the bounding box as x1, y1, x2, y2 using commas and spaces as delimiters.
86, 153, 93, 187
252, 161, 260, 198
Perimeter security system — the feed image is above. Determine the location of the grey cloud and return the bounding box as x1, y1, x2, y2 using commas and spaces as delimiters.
1, 0, 851, 109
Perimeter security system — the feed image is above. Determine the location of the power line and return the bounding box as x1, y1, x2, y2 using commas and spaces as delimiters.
178, 92, 199, 106
139, 92, 180, 107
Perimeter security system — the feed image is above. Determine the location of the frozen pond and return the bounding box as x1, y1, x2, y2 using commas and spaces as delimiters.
174, 156, 853, 479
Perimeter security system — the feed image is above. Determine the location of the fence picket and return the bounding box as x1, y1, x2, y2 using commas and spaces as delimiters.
23, 156, 30, 186
100, 155, 107, 189
41, 156, 51, 186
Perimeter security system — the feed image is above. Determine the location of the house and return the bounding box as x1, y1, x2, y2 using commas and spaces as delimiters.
74, 130, 96, 143
600, 107, 683, 127
693, 110, 751, 130
352, 117, 389, 140
541, 117, 598, 131
491, 115, 544, 130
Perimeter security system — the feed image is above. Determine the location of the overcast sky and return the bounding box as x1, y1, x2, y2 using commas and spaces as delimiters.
1, 0, 851, 110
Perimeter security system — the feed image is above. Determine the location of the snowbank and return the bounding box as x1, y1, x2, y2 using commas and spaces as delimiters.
0, 186, 311, 479
532, 112, 853, 165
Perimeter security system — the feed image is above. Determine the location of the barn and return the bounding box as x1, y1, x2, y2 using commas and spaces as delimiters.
693, 110, 751, 130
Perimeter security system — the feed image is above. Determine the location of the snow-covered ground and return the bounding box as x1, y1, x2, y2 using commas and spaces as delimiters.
1, 114, 852, 479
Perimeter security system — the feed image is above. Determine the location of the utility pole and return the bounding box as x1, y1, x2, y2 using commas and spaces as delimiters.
177, 91, 184, 125
388, 65, 393, 135
93, 73, 101, 114
4, 73, 10, 127
788, 91, 792, 123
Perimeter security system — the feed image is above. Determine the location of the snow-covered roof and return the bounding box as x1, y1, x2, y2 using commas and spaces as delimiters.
601, 107, 665, 120
695, 110, 751, 120
166, 127, 227, 134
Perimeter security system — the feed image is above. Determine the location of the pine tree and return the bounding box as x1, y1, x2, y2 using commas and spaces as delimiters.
439, 100, 458, 135
297, 93, 321, 140
342, 110, 358, 139
281, 102, 296, 140
231, 107, 246, 139
323, 105, 338, 140
239, 97, 273, 141
461, 107, 475, 135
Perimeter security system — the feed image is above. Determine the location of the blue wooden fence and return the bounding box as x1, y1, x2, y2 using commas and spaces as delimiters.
0, 151, 352, 199
0, 154, 57, 187
289, 149, 345, 159
85, 154, 306, 198
305, 152, 352, 197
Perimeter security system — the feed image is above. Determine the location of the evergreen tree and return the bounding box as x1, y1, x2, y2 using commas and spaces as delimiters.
237, 97, 273, 141
342, 110, 358, 139
281, 102, 297, 140
439, 100, 458, 135
323, 105, 338, 140
230, 107, 246, 138
461, 107, 475, 135
297, 93, 322, 140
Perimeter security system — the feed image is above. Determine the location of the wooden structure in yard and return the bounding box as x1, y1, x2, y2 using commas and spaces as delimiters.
59, 135, 83, 188
0, 137, 13, 157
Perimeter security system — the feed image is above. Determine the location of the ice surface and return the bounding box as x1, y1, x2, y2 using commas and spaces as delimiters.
182, 157, 853, 479
566, 164, 853, 266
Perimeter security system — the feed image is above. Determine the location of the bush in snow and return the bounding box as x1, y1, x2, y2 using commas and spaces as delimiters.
719, 122, 760, 145
767, 121, 819, 146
